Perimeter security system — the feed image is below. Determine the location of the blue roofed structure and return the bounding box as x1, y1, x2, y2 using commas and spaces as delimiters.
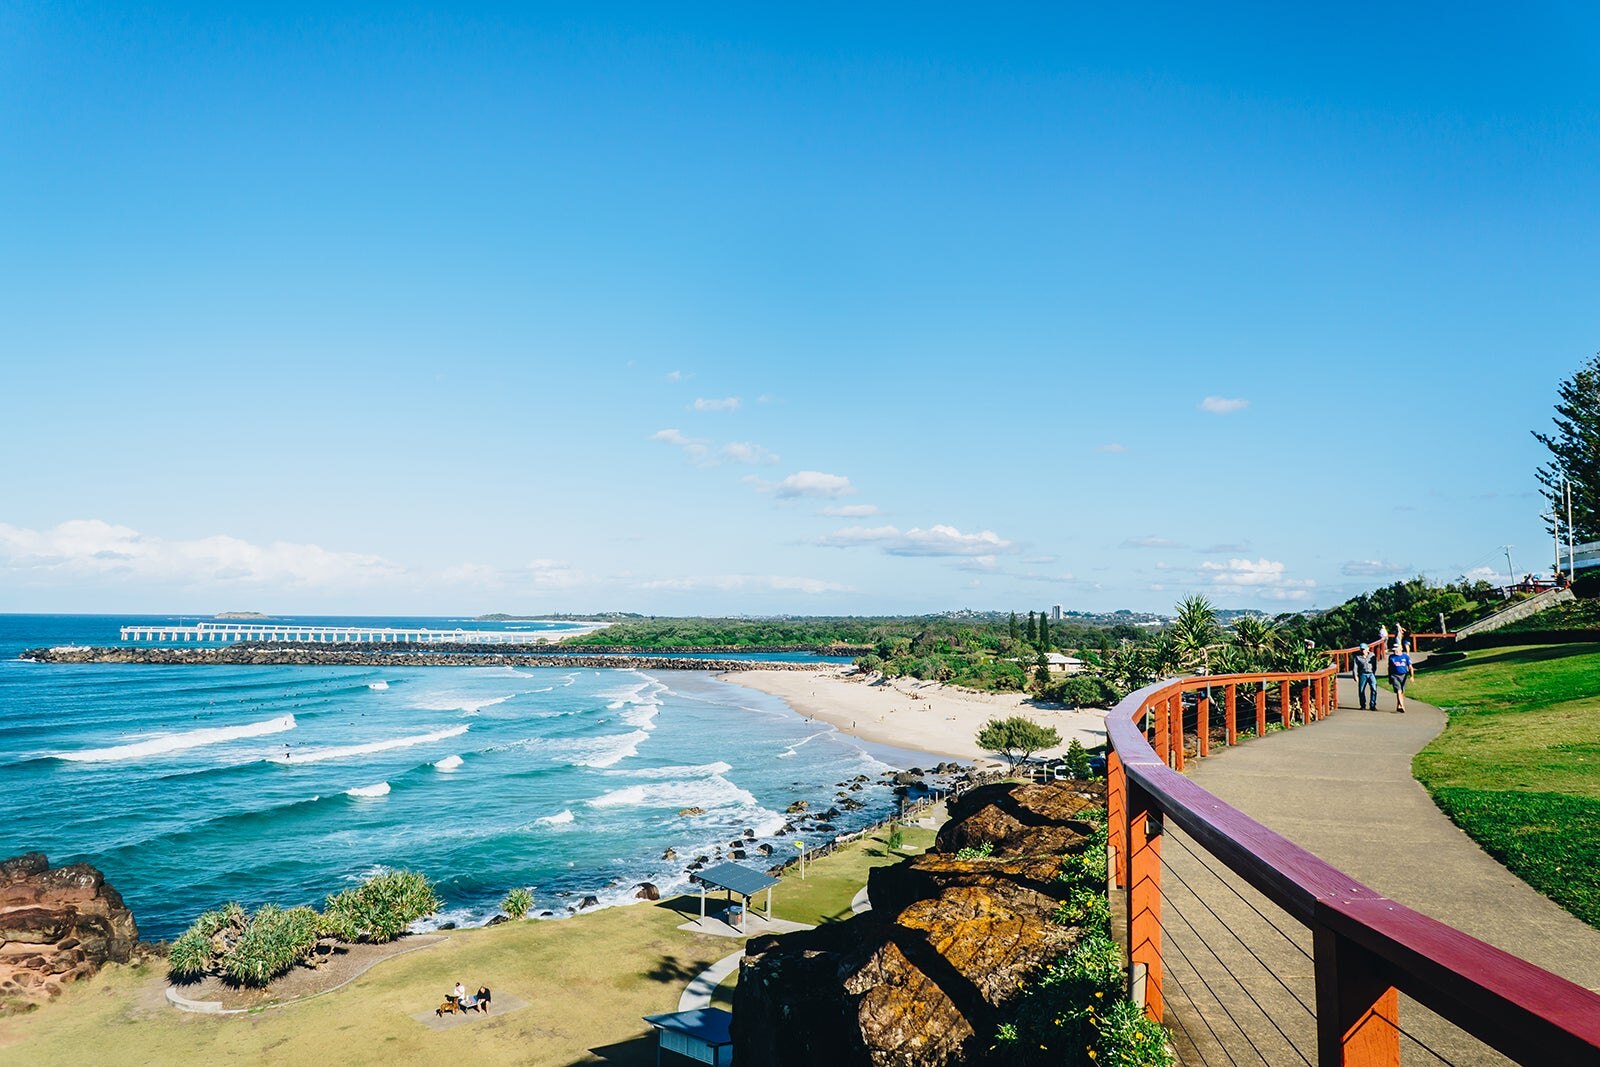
693, 861, 778, 930
642, 1006, 734, 1065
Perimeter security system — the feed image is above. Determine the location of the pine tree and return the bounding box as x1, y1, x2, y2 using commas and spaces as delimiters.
1532, 352, 1600, 543
1026, 611, 1037, 644
1038, 609, 1050, 650
1008, 612, 1020, 641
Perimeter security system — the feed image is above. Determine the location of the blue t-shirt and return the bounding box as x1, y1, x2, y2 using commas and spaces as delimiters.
1390, 653, 1412, 676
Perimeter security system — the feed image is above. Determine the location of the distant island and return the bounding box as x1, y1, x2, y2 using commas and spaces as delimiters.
213, 612, 272, 620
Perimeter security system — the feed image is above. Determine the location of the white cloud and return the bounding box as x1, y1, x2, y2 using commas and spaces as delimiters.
771, 471, 856, 499
692, 396, 741, 412
819, 523, 1016, 558
819, 504, 879, 517
651, 428, 711, 464
1341, 559, 1411, 578
1199, 396, 1249, 415
720, 441, 779, 465
522, 558, 589, 590
641, 574, 850, 594
0, 519, 403, 588
666, 370, 686, 382
1200, 557, 1317, 599
1096, 443, 1129, 454
1123, 535, 1186, 550
954, 555, 1001, 573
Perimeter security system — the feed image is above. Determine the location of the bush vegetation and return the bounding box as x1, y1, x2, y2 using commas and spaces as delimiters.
322, 869, 442, 943
167, 870, 441, 986
501, 886, 534, 920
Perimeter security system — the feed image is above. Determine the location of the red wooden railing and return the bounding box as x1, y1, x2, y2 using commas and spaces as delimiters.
1106, 661, 1600, 1065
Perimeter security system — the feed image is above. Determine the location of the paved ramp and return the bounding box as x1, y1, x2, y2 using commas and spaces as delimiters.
1156, 674, 1600, 1065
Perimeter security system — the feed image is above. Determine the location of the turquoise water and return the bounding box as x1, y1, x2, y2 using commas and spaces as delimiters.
0, 615, 904, 939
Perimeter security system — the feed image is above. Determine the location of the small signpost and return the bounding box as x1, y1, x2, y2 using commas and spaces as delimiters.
794, 839, 807, 880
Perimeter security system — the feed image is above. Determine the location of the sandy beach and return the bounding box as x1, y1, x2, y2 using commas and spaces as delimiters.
724, 666, 1107, 768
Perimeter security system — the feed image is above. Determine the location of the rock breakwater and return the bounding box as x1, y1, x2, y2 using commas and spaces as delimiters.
21, 646, 821, 671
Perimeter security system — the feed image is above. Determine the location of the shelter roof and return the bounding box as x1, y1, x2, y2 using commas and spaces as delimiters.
695, 861, 778, 897
642, 1007, 734, 1046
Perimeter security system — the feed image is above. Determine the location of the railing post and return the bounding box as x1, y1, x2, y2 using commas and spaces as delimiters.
1255, 683, 1267, 738
1107, 747, 1127, 889
1197, 692, 1210, 757
1313, 924, 1400, 1066
1128, 784, 1164, 1023
1280, 680, 1293, 728
1169, 693, 1184, 771
1225, 683, 1237, 746
1153, 700, 1169, 764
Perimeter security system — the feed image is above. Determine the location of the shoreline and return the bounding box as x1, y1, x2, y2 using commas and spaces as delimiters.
721, 666, 1108, 767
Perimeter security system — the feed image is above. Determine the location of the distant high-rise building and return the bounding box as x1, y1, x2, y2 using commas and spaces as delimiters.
1051, 605, 1063, 621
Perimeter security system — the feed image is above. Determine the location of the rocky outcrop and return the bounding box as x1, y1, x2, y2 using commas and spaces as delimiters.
734, 781, 1101, 1066
0, 854, 138, 1013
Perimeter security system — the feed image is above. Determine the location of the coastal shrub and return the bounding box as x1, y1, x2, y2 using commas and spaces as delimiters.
976, 716, 1062, 775
885, 825, 905, 852
1094, 999, 1176, 1066
166, 901, 248, 981
955, 841, 995, 860
502, 886, 534, 920
166, 928, 214, 981
322, 869, 441, 943
221, 905, 321, 986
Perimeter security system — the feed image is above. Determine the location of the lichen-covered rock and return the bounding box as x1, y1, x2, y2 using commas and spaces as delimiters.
0, 853, 138, 1014
734, 781, 1098, 1066
934, 781, 1102, 857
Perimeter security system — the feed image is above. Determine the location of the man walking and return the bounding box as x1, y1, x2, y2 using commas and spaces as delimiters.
1388, 630, 1413, 713
1354, 642, 1378, 710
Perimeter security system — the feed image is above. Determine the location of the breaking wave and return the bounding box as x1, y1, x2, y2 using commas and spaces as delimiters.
54, 715, 297, 763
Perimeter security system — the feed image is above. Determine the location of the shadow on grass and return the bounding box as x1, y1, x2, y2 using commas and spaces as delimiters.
583, 1034, 657, 1065
643, 955, 701, 984
1438, 643, 1600, 673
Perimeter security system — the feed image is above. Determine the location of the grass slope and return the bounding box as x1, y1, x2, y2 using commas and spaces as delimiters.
0, 825, 931, 1066
1410, 642, 1600, 928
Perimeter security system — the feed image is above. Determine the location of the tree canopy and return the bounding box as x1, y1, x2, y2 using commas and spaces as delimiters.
1532, 351, 1600, 545
976, 716, 1062, 774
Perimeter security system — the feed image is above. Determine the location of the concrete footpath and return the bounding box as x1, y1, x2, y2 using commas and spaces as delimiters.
1155, 673, 1600, 1066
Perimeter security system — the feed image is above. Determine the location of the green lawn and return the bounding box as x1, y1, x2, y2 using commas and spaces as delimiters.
1410, 642, 1600, 927
0, 825, 929, 1066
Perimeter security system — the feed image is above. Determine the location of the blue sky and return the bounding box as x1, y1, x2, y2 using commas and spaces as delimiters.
3, 4, 1597, 616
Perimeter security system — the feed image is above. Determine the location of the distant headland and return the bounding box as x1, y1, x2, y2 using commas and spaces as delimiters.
213, 611, 272, 620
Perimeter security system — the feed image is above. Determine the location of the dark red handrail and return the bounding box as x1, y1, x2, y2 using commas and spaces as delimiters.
1107, 669, 1600, 1065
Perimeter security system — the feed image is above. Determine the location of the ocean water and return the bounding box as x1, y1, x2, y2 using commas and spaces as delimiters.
0, 615, 905, 939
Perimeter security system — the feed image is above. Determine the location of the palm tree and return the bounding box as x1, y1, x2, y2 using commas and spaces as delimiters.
1170, 595, 1221, 674
1230, 615, 1280, 672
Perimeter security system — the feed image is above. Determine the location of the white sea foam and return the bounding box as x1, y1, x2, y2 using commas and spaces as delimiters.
779, 730, 831, 760
586, 775, 758, 812
55, 714, 297, 763
346, 781, 391, 797
434, 754, 464, 771
534, 809, 574, 826
368, 681, 390, 691
412, 692, 513, 715
272, 725, 468, 765
554, 729, 650, 768
615, 761, 734, 780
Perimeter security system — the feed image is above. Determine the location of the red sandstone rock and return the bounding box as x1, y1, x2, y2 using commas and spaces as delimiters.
0, 853, 138, 1014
